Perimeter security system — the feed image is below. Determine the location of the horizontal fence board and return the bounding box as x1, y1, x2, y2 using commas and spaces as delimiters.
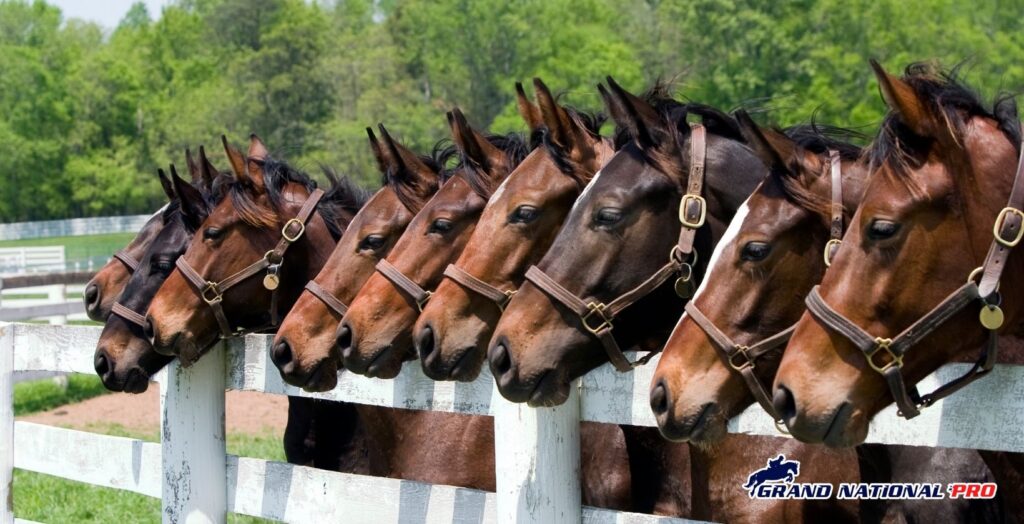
0, 214, 151, 241
227, 456, 497, 523
13, 422, 161, 497
0, 272, 94, 290
11, 324, 99, 374
0, 301, 84, 322
582, 507, 706, 524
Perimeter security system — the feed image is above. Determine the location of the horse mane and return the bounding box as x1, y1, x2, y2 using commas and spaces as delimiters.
867, 62, 1022, 194
773, 122, 866, 220
526, 105, 607, 187
161, 171, 233, 225
319, 167, 372, 240
462, 132, 533, 200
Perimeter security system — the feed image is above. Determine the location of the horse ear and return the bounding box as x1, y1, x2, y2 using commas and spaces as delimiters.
185, 148, 201, 183
170, 164, 208, 230
222, 135, 247, 179
605, 76, 667, 148
157, 168, 176, 202
515, 81, 544, 133
245, 134, 268, 191
736, 110, 791, 173
378, 123, 441, 210
197, 145, 217, 191
367, 127, 389, 176
598, 83, 628, 131
449, 107, 502, 172
871, 59, 935, 138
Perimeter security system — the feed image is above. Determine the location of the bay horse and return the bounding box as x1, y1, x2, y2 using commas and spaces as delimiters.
651, 114, 999, 522
270, 125, 454, 390
335, 112, 531, 378
415, 78, 615, 382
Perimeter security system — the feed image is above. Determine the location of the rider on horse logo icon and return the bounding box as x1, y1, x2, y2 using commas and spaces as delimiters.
744, 454, 801, 492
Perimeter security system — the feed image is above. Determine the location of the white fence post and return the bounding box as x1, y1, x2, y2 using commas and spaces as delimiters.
1, 324, 13, 524
47, 285, 66, 326
493, 383, 581, 524
160, 344, 227, 524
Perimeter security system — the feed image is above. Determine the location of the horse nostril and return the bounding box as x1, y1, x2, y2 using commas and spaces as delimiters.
84, 284, 99, 306
489, 343, 513, 377
416, 326, 436, 361
143, 315, 156, 344
95, 350, 111, 378
272, 339, 294, 368
650, 380, 670, 416
774, 384, 797, 423
336, 324, 353, 358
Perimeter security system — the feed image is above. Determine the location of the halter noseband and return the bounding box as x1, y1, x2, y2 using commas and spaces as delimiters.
524, 123, 708, 372
109, 250, 147, 329
442, 264, 517, 311
112, 249, 140, 273
684, 150, 843, 430
804, 142, 1024, 419
174, 188, 324, 339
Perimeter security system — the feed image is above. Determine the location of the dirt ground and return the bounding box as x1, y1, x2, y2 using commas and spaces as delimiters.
19, 388, 289, 436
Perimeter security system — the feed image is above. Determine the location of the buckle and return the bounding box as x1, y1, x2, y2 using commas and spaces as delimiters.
416, 290, 432, 312
866, 337, 902, 373
282, 218, 306, 242
728, 345, 753, 370
498, 289, 517, 312
679, 194, 707, 229
993, 207, 1024, 247
582, 302, 613, 334
201, 281, 223, 305
823, 239, 842, 267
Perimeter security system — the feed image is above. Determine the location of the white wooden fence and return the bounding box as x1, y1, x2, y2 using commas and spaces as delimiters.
0, 248, 65, 275
3, 322, 1024, 523
0, 215, 151, 241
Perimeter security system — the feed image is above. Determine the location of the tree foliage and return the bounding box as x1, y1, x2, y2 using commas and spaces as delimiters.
1, 0, 1023, 221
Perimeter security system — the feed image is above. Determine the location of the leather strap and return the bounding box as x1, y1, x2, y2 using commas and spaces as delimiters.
443, 264, 516, 311
375, 258, 432, 312
979, 144, 1024, 296
824, 150, 843, 266
113, 250, 140, 273
303, 280, 348, 317
684, 302, 793, 422
676, 124, 707, 257
175, 188, 324, 338
111, 301, 148, 329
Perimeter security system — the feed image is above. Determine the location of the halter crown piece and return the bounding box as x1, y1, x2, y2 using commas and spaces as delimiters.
805, 141, 1024, 419
175, 188, 325, 338
524, 123, 708, 372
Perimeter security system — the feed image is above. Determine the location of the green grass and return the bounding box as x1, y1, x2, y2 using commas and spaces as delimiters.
13, 423, 284, 523
13, 374, 110, 416
0, 232, 136, 261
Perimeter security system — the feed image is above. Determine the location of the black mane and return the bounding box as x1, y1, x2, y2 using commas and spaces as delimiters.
319, 167, 372, 239
612, 80, 745, 149
462, 132, 533, 199
530, 106, 607, 181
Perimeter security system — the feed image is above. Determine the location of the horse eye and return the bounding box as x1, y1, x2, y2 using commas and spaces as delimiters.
867, 219, 901, 240
595, 207, 622, 226
430, 218, 453, 234
151, 257, 174, 273
741, 241, 772, 262
361, 234, 386, 250
203, 227, 222, 240
511, 205, 539, 224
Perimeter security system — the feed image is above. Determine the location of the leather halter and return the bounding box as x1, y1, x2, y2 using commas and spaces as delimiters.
113, 249, 140, 273
443, 264, 516, 311
525, 124, 708, 372
175, 188, 325, 339
109, 251, 146, 328
684, 150, 842, 428
804, 142, 1024, 419
375, 258, 433, 312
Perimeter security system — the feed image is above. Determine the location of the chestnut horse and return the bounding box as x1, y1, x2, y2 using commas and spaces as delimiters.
271, 125, 454, 389
336, 113, 531, 378
651, 114, 1000, 522
415, 78, 615, 382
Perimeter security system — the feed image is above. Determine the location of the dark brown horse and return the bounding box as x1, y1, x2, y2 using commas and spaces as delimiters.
415, 79, 615, 381
271, 127, 452, 390
336, 113, 531, 378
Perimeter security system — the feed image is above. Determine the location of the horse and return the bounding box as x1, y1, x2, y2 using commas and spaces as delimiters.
414, 78, 615, 382
651, 113, 1000, 522
335, 112, 531, 379
270, 125, 453, 390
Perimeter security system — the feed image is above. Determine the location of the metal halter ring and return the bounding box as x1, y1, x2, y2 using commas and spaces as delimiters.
967, 266, 1000, 293
498, 289, 517, 312
866, 337, 902, 373
677, 263, 693, 283
416, 290, 433, 312
823, 239, 842, 267
582, 301, 613, 334
679, 194, 707, 229
669, 245, 698, 266
281, 218, 306, 243
264, 250, 284, 265
728, 346, 753, 371
993, 207, 1024, 247
201, 281, 223, 305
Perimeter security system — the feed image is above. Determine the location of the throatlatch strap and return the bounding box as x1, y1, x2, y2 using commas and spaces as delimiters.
304, 280, 348, 317
676, 124, 707, 257
443, 264, 516, 310
979, 144, 1024, 296
111, 302, 148, 329
375, 258, 432, 312
113, 250, 140, 273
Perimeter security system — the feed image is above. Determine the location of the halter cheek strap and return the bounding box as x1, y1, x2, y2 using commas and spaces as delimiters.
175, 188, 325, 339
525, 124, 708, 372
805, 141, 1024, 419
824, 150, 843, 267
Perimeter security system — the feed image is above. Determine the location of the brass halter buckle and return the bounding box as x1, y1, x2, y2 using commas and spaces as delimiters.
728, 345, 753, 371
993, 207, 1024, 247
866, 337, 902, 373
823, 239, 842, 267
582, 301, 613, 334
498, 289, 517, 312
201, 281, 223, 305
679, 194, 707, 229
281, 218, 306, 243
416, 290, 433, 312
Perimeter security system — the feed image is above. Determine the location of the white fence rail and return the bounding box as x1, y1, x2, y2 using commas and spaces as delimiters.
0, 215, 151, 241
0, 248, 65, 275
4, 322, 1024, 523
0, 284, 86, 323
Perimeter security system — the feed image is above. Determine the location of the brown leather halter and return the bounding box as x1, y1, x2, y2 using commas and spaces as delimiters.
804, 143, 1024, 419
375, 258, 434, 312
112, 249, 140, 273
173, 188, 325, 339
443, 263, 517, 311
524, 124, 708, 372
108, 249, 147, 328
684, 150, 843, 429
